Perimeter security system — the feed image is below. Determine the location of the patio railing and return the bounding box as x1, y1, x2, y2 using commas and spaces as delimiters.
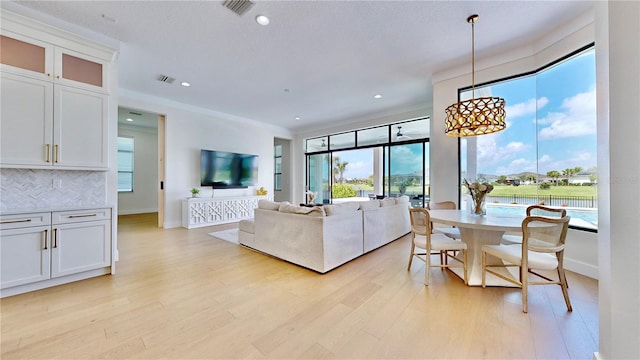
486, 194, 597, 208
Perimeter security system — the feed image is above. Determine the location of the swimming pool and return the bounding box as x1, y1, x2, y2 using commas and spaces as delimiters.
480, 203, 598, 230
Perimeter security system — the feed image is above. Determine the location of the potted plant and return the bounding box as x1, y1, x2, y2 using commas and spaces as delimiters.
190, 188, 200, 198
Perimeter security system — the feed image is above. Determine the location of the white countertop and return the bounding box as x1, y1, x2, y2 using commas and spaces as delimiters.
0, 204, 114, 216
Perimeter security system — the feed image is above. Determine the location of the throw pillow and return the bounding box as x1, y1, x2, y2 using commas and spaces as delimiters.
358, 200, 381, 210
323, 201, 360, 216
258, 199, 280, 210
279, 203, 326, 216
380, 198, 396, 207
395, 195, 410, 204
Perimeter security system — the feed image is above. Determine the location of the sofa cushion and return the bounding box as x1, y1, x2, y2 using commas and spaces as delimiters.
238, 219, 255, 233
358, 200, 381, 210
258, 199, 281, 210
395, 195, 410, 204
279, 203, 326, 216
380, 198, 396, 207
323, 201, 360, 216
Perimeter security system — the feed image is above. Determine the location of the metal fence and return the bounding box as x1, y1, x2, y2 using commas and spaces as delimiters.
486, 194, 597, 208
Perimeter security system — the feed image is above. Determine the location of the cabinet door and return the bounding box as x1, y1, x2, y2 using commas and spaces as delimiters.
51, 220, 111, 278
53, 85, 108, 168
0, 226, 51, 289
0, 32, 54, 81
54, 47, 109, 93
0, 72, 54, 167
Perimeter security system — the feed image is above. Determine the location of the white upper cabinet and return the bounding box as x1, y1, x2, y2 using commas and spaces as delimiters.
0, 31, 109, 93
0, 13, 115, 170
0, 72, 54, 167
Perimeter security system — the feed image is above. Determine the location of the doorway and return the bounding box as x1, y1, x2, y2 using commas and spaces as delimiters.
117, 107, 165, 227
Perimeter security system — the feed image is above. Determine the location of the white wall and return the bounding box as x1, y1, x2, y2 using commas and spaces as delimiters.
119, 90, 293, 228
595, 1, 640, 359
117, 124, 158, 215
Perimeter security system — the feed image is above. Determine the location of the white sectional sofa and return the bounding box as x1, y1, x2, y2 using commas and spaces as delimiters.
238, 196, 411, 273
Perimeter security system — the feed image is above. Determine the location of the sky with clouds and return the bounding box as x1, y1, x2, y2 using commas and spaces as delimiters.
330, 48, 596, 180
472, 48, 596, 176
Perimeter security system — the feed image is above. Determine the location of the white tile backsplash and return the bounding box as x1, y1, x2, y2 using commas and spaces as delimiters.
0, 169, 106, 212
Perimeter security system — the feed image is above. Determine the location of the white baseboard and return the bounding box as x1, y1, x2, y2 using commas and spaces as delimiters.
164, 221, 182, 229
117, 208, 157, 215
565, 257, 598, 279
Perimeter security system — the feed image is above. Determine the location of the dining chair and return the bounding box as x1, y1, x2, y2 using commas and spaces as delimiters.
501, 205, 567, 245
481, 214, 571, 313
408, 208, 468, 286
427, 201, 462, 240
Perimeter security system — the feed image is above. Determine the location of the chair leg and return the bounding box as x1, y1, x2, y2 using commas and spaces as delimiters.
407, 242, 415, 271
557, 254, 572, 312
462, 249, 468, 285
424, 246, 431, 286
522, 265, 528, 313
481, 251, 486, 288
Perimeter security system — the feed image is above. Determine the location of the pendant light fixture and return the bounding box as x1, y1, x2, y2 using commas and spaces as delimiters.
445, 14, 506, 137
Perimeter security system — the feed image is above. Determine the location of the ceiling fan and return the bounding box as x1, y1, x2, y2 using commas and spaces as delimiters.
396, 126, 412, 140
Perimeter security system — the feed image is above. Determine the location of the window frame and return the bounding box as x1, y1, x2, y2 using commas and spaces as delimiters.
117, 136, 134, 193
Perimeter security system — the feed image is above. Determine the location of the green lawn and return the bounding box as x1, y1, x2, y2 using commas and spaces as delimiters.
350, 183, 597, 198
488, 184, 597, 198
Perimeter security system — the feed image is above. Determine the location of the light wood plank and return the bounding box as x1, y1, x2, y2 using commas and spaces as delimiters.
0, 212, 599, 359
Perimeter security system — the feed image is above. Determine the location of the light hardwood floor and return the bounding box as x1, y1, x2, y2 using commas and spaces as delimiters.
1, 212, 599, 359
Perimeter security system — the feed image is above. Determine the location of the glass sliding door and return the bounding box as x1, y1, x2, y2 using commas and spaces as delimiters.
389, 142, 427, 207
307, 153, 330, 204
331, 148, 375, 202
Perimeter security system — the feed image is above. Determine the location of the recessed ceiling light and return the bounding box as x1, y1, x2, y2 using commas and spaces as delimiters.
374, 94, 382, 99
126, 118, 133, 122
295, 116, 301, 120
181, 82, 191, 87
255, 15, 270, 26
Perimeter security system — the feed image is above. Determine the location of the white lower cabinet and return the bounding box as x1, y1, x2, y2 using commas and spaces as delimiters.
52, 216, 111, 278
0, 208, 112, 297
0, 224, 51, 289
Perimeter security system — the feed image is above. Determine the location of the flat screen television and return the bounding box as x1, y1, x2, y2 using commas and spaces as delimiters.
200, 149, 259, 188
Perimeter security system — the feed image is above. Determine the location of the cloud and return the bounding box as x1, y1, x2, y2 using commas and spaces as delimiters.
538, 87, 596, 139
495, 157, 537, 175
477, 136, 530, 167
537, 151, 596, 174
343, 160, 371, 179
505, 97, 549, 118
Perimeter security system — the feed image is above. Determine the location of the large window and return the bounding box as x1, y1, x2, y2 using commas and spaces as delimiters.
305, 118, 430, 206
117, 137, 134, 192
460, 45, 596, 231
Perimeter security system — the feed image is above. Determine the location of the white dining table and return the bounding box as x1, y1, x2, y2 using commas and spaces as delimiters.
428, 209, 525, 286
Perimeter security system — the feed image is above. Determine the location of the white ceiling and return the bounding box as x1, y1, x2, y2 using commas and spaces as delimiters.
8, 1, 594, 132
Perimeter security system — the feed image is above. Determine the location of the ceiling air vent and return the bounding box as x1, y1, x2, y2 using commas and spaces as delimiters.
157, 74, 175, 84
221, 0, 255, 16
129, 111, 143, 116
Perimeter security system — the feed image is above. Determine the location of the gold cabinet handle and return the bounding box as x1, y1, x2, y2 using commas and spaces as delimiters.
68, 214, 97, 219
56, 75, 60, 79
43, 229, 48, 250
45, 144, 51, 163
53, 228, 58, 248
47, 73, 51, 77
54, 144, 59, 163
0, 218, 32, 224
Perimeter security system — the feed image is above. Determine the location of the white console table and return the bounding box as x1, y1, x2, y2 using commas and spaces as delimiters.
181, 196, 269, 229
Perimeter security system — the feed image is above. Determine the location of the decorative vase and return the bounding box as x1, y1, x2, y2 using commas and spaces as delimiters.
470, 195, 486, 216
